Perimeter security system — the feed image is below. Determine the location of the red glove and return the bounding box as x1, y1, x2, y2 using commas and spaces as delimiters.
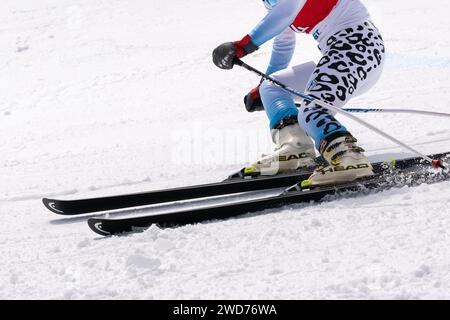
244, 85, 264, 112
212, 35, 258, 70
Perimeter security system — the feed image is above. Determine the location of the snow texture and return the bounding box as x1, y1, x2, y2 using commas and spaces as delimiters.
1, 0, 450, 299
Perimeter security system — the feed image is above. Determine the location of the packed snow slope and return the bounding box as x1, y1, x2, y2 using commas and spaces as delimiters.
1, 0, 450, 299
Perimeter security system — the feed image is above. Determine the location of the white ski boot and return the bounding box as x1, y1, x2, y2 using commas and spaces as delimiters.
301, 134, 374, 188
239, 120, 316, 177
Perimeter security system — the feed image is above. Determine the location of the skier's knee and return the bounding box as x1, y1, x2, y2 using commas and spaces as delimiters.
297, 98, 323, 126
259, 79, 275, 96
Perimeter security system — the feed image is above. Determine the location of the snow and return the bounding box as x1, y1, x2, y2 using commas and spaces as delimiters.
1, 0, 450, 299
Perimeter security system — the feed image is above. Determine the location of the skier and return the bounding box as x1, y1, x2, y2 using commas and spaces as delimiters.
212, 0, 385, 187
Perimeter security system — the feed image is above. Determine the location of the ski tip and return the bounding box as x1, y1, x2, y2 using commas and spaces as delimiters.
42, 198, 66, 214
87, 218, 112, 237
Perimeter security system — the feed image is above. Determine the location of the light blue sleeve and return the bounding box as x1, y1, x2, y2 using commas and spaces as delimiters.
249, 0, 305, 47
266, 27, 296, 75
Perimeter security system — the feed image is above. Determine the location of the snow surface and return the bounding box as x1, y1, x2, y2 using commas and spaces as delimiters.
1, 0, 450, 299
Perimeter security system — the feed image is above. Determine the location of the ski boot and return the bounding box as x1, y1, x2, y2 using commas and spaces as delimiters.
300, 134, 374, 188
230, 116, 316, 179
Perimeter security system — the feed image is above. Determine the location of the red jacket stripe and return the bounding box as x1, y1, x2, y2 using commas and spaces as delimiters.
291, 0, 339, 33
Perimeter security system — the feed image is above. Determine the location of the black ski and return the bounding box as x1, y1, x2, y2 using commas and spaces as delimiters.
43, 153, 447, 216
87, 152, 450, 236
42, 169, 315, 215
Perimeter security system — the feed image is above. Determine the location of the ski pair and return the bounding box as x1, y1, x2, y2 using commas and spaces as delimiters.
88, 153, 449, 236
43, 152, 450, 236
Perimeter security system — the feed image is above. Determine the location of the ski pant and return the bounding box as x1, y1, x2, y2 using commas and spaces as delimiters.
260, 20, 385, 151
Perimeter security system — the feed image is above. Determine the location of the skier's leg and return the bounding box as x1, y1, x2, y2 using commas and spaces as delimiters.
298, 21, 386, 186
260, 61, 316, 128
243, 62, 317, 176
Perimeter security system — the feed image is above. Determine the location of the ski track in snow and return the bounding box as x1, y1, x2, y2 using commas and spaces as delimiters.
1, 0, 450, 299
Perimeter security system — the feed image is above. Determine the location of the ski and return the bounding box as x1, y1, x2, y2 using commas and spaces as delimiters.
43, 152, 447, 215
87, 152, 450, 236
42, 169, 317, 215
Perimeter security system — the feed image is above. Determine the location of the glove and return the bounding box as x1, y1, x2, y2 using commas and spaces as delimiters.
212, 35, 258, 70
244, 85, 264, 112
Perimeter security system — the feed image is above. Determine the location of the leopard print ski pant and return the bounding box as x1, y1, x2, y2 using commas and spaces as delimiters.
260, 20, 385, 150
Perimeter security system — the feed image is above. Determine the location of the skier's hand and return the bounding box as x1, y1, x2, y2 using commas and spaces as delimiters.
212, 35, 258, 70
244, 85, 264, 112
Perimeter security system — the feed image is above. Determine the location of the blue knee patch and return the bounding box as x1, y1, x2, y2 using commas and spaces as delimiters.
260, 80, 298, 128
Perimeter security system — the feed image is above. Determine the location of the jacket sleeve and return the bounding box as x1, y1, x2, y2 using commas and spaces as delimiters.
266, 27, 296, 75
249, 0, 306, 47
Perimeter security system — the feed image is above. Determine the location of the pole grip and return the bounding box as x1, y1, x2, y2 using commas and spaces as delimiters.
233, 58, 244, 67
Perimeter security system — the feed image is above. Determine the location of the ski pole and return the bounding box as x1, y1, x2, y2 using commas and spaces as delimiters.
292, 104, 450, 118
253, 102, 450, 118
234, 58, 447, 170
342, 108, 450, 118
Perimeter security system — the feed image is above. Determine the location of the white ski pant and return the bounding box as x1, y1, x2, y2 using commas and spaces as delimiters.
260, 20, 385, 150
